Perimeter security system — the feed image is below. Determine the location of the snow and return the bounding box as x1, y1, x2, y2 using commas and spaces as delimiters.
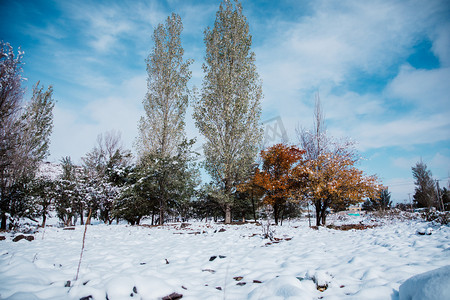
399, 265, 450, 300
0, 215, 449, 300
37, 162, 63, 181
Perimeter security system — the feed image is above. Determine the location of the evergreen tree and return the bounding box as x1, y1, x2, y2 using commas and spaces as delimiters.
363, 188, 392, 211
193, 0, 263, 223
54, 157, 79, 226
82, 131, 131, 224
412, 161, 436, 208
29, 177, 56, 227
441, 187, 450, 211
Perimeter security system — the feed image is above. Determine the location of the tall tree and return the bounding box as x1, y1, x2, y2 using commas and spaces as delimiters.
137, 13, 192, 225
412, 160, 436, 208
137, 13, 192, 158
18, 82, 55, 174
193, 0, 263, 223
0, 42, 55, 229
0, 42, 24, 229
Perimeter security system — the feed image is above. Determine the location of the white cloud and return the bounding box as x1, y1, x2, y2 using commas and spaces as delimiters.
431, 21, 450, 67
49, 75, 146, 163
350, 113, 449, 151
256, 0, 441, 97
386, 65, 450, 110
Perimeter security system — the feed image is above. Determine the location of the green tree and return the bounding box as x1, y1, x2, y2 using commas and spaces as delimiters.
193, 0, 263, 223
363, 188, 392, 211
412, 161, 436, 208
137, 13, 192, 225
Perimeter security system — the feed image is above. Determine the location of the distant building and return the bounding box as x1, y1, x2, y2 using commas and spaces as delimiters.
349, 204, 362, 213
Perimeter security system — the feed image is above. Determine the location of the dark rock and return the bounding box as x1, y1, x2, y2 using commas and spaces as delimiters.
253, 280, 262, 283
0, 236, 5, 241
317, 285, 328, 292
219, 255, 226, 259
215, 287, 222, 290
233, 276, 243, 281
65, 280, 71, 287
12, 235, 33, 242
236, 282, 246, 286
133, 286, 138, 293
181, 286, 187, 290
218, 228, 226, 232
63, 227, 75, 230
83, 280, 89, 286
165, 258, 170, 264
209, 256, 217, 261
140, 262, 146, 265
13, 235, 26, 242
162, 292, 183, 300
80, 296, 93, 300
202, 269, 216, 273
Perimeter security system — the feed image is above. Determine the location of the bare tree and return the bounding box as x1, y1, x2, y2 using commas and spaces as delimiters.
1, 43, 55, 229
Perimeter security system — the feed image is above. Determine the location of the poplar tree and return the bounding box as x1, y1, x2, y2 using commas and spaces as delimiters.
193, 0, 263, 223
137, 13, 192, 158
137, 13, 194, 225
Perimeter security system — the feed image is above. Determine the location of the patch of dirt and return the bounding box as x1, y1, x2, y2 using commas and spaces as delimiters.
326, 224, 378, 231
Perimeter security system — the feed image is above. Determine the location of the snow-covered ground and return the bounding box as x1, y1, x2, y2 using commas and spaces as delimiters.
0, 215, 449, 300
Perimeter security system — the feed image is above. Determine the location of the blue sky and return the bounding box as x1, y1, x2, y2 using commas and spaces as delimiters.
1, 0, 449, 203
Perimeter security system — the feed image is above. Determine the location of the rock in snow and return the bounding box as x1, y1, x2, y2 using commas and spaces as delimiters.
399, 265, 450, 300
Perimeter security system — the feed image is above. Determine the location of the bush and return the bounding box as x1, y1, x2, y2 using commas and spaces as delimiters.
423, 210, 449, 225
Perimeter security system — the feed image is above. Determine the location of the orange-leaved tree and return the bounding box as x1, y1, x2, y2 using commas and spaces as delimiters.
253, 144, 305, 225
293, 151, 381, 226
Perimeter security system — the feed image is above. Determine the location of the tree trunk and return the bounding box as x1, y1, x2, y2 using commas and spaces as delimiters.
315, 202, 321, 227
159, 201, 164, 225
320, 209, 326, 226
274, 204, 279, 225
320, 199, 329, 226
251, 189, 257, 221
1, 212, 7, 230
41, 213, 46, 228
225, 204, 231, 224
80, 209, 84, 226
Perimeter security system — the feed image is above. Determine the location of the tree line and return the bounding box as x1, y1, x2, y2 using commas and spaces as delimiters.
1, 0, 390, 230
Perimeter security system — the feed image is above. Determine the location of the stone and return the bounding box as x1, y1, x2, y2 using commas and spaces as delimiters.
162, 292, 183, 300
